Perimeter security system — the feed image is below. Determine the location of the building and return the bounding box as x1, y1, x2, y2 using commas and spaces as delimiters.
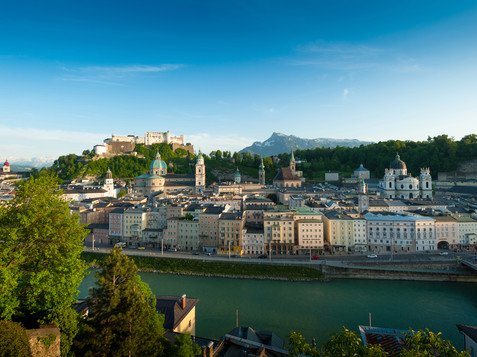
357, 179, 369, 213
242, 225, 265, 255
177, 218, 200, 251
199, 205, 227, 253
263, 209, 295, 255
259, 157, 266, 185
322, 211, 354, 252
2, 159, 10, 173
354, 164, 370, 180
365, 212, 436, 253
273, 151, 303, 188
134, 152, 200, 196
325, 172, 340, 182
434, 216, 459, 250
218, 211, 245, 255
234, 168, 241, 184
195, 152, 206, 194
155, 295, 198, 335
379, 153, 433, 199
457, 324, 477, 357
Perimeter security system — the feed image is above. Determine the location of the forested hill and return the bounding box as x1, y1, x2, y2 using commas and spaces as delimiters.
40, 134, 477, 183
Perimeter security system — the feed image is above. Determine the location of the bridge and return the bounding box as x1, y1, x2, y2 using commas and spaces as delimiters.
461, 257, 477, 272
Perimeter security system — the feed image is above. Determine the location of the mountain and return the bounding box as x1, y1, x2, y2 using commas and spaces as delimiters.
240, 132, 373, 156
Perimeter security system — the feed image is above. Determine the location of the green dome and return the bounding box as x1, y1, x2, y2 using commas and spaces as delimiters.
150, 153, 167, 170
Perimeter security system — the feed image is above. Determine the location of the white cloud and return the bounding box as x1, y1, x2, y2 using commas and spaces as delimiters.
58, 63, 184, 84
342, 88, 351, 99
186, 133, 255, 154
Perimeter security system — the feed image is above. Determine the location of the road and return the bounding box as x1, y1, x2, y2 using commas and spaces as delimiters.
84, 242, 477, 266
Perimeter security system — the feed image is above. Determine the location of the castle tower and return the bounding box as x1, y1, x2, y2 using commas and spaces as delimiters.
290, 150, 296, 174
234, 167, 241, 184
104, 168, 116, 197
259, 157, 266, 185
195, 152, 206, 193
2, 159, 10, 173
357, 178, 369, 213
419, 167, 433, 199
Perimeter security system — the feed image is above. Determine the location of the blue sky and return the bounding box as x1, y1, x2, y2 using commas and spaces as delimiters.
1, 1, 477, 161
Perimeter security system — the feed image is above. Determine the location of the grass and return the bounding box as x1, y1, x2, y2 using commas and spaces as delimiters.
82, 252, 325, 281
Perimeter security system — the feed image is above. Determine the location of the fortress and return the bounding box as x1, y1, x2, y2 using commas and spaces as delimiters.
94, 131, 193, 156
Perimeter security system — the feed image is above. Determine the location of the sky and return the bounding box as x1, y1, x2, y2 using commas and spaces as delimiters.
1, 0, 477, 162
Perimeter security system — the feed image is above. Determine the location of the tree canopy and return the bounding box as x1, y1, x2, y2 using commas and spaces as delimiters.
75, 247, 166, 356
0, 320, 31, 357
0, 174, 88, 355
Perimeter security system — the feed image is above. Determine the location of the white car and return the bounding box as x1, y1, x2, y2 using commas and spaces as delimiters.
439, 251, 449, 256
367, 254, 378, 258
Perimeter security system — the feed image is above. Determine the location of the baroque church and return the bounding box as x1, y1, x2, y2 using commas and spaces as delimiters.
379, 154, 432, 199
134, 152, 205, 196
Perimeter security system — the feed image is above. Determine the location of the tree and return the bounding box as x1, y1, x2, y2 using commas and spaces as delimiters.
323, 327, 386, 357
76, 247, 166, 356
288, 331, 319, 357
166, 333, 201, 357
117, 188, 127, 198
0, 320, 31, 357
401, 329, 469, 357
0, 174, 88, 355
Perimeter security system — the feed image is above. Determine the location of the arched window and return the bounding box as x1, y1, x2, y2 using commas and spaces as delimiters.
426, 182, 429, 189
409, 184, 412, 189
389, 182, 392, 188
401, 184, 404, 189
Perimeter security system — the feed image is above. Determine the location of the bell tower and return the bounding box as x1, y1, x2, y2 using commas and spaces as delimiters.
195, 152, 206, 193
259, 157, 266, 185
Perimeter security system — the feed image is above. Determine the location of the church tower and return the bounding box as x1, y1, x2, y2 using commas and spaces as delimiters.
357, 178, 369, 213
259, 157, 266, 185
234, 167, 241, 184
290, 150, 296, 174
419, 168, 433, 199
195, 152, 206, 193
104, 168, 116, 197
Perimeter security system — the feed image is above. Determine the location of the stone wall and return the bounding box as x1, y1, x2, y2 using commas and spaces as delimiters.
26, 326, 61, 357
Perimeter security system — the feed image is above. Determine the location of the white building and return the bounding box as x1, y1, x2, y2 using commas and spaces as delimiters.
242, 227, 265, 255
365, 212, 436, 253
379, 154, 432, 199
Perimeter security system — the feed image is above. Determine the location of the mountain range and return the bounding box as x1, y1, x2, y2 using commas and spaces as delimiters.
240, 132, 372, 156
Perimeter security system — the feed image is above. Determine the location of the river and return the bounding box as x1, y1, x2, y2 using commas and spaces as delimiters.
79, 272, 477, 346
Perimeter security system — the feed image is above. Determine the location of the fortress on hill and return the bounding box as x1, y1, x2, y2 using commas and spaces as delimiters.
94, 130, 194, 157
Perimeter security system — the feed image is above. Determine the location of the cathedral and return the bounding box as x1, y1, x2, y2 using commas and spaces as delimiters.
379, 154, 432, 199
134, 152, 205, 196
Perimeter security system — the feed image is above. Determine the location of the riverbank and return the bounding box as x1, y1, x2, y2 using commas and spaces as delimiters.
81, 252, 326, 281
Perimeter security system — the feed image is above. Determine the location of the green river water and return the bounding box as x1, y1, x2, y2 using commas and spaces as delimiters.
79, 272, 477, 347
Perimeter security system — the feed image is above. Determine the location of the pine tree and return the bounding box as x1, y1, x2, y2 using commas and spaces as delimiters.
77, 247, 166, 356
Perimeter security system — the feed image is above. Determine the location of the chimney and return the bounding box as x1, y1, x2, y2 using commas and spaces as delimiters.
181, 294, 187, 309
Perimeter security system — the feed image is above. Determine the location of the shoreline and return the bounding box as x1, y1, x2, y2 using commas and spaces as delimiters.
82, 251, 477, 283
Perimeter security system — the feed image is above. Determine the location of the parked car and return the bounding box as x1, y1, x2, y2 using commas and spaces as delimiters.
439, 251, 449, 256
311, 255, 320, 260
192, 252, 200, 255
114, 242, 127, 248
169, 248, 177, 252
367, 254, 378, 258
258, 254, 268, 259
137, 246, 145, 250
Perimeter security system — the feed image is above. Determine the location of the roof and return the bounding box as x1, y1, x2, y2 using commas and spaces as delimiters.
86, 223, 109, 230
220, 212, 243, 220
364, 212, 435, 222
355, 164, 369, 172
457, 324, 477, 343
359, 325, 407, 356
390, 153, 407, 170
155, 295, 198, 330
203, 205, 226, 214
150, 153, 167, 170
216, 327, 288, 357
273, 167, 301, 181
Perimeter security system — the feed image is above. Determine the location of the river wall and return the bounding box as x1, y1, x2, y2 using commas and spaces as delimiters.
320, 261, 477, 282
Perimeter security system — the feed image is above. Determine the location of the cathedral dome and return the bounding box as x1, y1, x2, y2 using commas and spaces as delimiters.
390, 154, 407, 170
150, 153, 167, 170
